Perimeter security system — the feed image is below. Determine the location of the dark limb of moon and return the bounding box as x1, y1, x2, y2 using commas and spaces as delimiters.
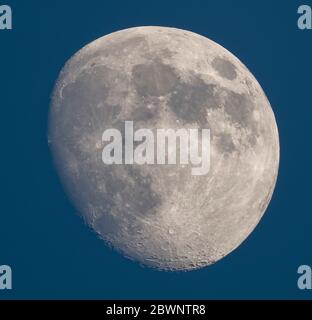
48, 27, 279, 271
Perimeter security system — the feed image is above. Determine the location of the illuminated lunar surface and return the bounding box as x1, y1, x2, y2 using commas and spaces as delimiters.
48, 27, 279, 271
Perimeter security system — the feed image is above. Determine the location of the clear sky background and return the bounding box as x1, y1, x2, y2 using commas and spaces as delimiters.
0, 0, 311, 299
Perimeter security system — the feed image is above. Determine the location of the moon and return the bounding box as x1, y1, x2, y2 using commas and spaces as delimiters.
48, 26, 279, 271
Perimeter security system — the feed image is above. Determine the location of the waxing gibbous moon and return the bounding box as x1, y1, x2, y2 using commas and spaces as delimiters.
48, 26, 279, 271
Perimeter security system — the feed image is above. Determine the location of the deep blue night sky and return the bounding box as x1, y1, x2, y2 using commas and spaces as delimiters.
1, 0, 312, 299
